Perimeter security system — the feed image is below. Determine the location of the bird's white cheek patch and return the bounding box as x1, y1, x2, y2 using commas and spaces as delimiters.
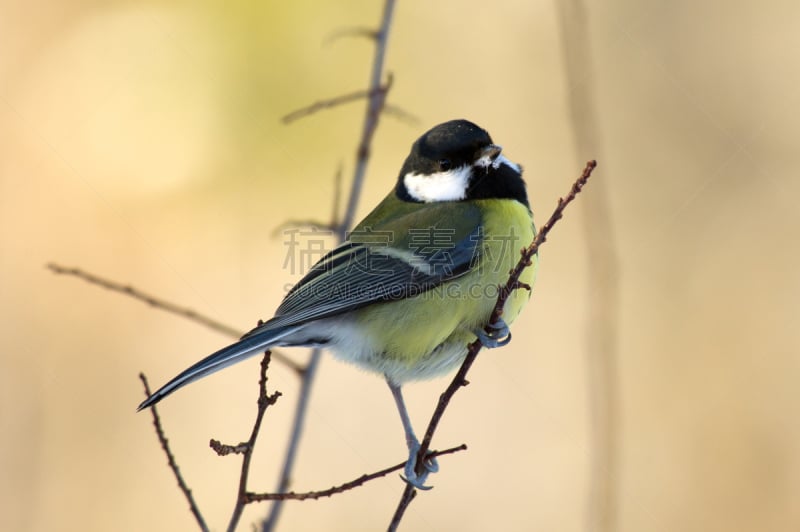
403, 165, 472, 202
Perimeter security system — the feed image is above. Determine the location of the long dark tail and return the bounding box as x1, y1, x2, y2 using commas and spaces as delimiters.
137, 324, 294, 410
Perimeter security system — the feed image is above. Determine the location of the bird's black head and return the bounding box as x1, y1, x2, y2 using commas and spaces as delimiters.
395, 119, 529, 208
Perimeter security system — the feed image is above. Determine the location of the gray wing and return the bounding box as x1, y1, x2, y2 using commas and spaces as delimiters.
261, 226, 483, 331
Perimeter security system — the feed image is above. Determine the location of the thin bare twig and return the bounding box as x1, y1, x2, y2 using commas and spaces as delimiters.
139, 373, 209, 532
389, 489, 416, 532
337, 0, 396, 240
263, 1, 399, 529
46, 263, 303, 375
225, 352, 282, 532
209, 440, 250, 456
389, 160, 598, 529
280, 77, 413, 125
48, 263, 240, 337
281, 87, 381, 124
324, 26, 379, 45
246, 445, 466, 503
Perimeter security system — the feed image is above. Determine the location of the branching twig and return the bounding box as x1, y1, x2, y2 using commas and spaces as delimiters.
281, 86, 382, 124
224, 352, 282, 532
263, 1, 399, 529
139, 373, 209, 532
280, 76, 414, 125
245, 444, 466, 503
389, 160, 598, 529
47, 263, 303, 374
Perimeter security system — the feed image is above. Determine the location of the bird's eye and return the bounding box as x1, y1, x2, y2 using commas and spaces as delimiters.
438, 159, 452, 171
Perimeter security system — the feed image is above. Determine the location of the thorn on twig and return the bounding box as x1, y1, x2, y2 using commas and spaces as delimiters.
515, 281, 532, 292
259, 391, 283, 409
324, 26, 379, 45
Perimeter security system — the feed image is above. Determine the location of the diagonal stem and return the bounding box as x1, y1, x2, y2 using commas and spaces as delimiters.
389, 160, 598, 528
338, 0, 396, 239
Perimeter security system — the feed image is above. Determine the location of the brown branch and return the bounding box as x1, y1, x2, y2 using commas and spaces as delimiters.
245, 444, 466, 503
209, 440, 250, 456
46, 263, 303, 375
389, 160, 598, 528
139, 373, 209, 532
280, 75, 416, 126
282, 87, 383, 124
388, 487, 416, 532
224, 352, 282, 532
48, 263, 241, 337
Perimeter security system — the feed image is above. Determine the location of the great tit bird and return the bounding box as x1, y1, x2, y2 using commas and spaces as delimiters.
138, 119, 537, 489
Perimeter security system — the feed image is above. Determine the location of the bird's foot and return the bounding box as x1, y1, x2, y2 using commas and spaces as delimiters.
475, 317, 511, 348
400, 441, 439, 490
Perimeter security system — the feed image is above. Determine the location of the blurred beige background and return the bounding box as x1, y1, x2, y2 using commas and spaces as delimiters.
2, 1, 798, 531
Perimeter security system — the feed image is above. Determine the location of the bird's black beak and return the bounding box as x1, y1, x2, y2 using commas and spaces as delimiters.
474, 144, 502, 167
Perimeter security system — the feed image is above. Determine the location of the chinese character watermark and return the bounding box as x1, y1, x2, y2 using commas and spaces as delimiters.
281, 227, 334, 275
